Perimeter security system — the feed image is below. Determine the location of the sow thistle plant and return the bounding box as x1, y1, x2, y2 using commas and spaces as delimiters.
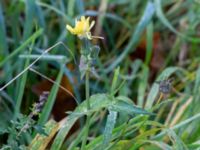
66, 16, 103, 149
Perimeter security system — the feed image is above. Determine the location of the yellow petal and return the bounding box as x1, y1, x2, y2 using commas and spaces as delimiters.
86, 17, 90, 23
81, 16, 86, 22
66, 16, 99, 40
66, 25, 76, 34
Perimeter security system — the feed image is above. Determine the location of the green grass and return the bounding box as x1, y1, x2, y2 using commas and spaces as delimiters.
1, 0, 200, 150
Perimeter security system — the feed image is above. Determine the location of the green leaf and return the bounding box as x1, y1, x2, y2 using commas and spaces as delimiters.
111, 67, 120, 95
145, 22, 153, 65
67, 0, 76, 17
14, 48, 32, 118
116, 95, 134, 104
102, 110, 117, 149
111, 100, 152, 115
137, 65, 149, 107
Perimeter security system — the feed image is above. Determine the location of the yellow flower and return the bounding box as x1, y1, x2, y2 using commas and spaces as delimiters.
66, 16, 95, 40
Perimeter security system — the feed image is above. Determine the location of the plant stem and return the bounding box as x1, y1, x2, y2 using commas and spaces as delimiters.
85, 70, 90, 110
81, 70, 90, 150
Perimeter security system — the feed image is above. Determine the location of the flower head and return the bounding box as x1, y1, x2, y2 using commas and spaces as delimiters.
66, 16, 95, 40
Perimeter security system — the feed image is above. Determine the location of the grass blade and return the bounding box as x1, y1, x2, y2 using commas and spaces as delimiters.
102, 110, 117, 149
14, 46, 33, 118
145, 22, 153, 65
111, 100, 152, 115
137, 65, 149, 107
